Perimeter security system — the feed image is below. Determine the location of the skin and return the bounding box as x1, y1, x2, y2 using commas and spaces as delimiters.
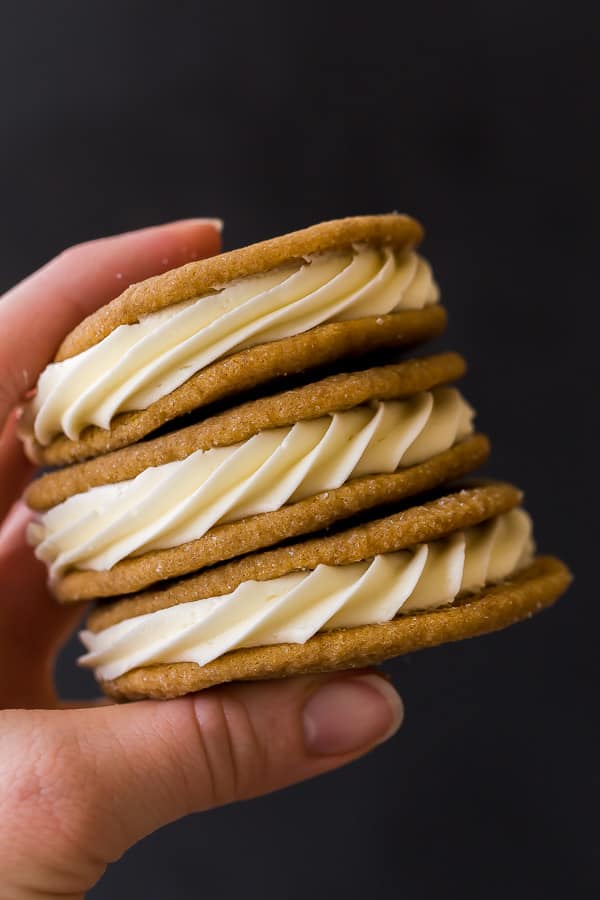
0, 220, 403, 899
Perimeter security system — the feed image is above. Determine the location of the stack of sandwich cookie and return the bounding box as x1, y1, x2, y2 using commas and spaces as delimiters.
21, 215, 571, 700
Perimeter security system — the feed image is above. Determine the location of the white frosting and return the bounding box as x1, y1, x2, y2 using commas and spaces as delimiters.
78, 509, 534, 681
32, 245, 439, 444
29, 387, 473, 578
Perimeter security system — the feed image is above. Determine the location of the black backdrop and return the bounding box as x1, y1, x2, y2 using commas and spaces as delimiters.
2, 2, 598, 897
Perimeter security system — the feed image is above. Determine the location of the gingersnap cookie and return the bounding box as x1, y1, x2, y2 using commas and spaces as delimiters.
26, 353, 491, 601
26, 352, 467, 510
20, 214, 445, 465
77, 483, 571, 700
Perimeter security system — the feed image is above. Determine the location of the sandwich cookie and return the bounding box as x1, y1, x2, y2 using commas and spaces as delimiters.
79, 483, 572, 700
26, 353, 490, 601
20, 214, 445, 465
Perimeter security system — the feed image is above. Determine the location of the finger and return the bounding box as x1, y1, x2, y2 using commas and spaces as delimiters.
0, 218, 222, 429
0, 411, 33, 522
58, 697, 113, 709
0, 674, 402, 891
0, 502, 82, 706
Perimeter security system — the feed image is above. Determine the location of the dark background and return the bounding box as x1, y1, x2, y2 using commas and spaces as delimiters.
2, 2, 598, 897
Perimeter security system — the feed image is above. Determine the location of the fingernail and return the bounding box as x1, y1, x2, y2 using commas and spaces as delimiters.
190, 217, 224, 232
303, 674, 403, 756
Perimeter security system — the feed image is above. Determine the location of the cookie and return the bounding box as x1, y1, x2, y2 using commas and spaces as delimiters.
26, 355, 489, 601
97, 559, 570, 701
77, 484, 571, 700
88, 481, 523, 629
21, 214, 444, 464
26, 351, 466, 510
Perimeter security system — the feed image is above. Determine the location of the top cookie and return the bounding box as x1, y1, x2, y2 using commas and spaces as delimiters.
20, 214, 444, 464
57, 214, 424, 358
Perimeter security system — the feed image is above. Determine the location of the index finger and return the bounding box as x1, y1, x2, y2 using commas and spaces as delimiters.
0, 218, 222, 429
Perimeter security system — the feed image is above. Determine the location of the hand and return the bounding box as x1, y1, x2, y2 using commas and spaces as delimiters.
0, 221, 403, 899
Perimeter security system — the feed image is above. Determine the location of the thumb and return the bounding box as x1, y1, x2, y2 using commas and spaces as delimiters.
0, 673, 402, 894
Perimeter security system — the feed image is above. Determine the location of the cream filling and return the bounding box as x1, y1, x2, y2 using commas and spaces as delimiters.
29, 387, 473, 578
32, 245, 439, 444
78, 509, 534, 681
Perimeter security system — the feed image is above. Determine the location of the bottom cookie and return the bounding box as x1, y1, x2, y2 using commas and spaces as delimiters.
99, 556, 570, 701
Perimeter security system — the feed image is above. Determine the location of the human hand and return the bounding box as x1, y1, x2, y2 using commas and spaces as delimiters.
0, 220, 403, 898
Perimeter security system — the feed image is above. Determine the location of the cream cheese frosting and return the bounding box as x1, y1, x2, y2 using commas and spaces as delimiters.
78, 509, 534, 681
29, 387, 473, 578
32, 245, 439, 445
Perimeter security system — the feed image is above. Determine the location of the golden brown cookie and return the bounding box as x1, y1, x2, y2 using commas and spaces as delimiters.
52, 435, 490, 602
88, 482, 523, 629
22, 308, 446, 465
83, 483, 571, 700
26, 351, 466, 510
99, 557, 571, 701
59, 215, 424, 356
21, 214, 443, 465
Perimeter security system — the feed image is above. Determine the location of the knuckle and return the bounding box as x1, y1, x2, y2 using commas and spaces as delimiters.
189, 693, 269, 808
56, 240, 89, 264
